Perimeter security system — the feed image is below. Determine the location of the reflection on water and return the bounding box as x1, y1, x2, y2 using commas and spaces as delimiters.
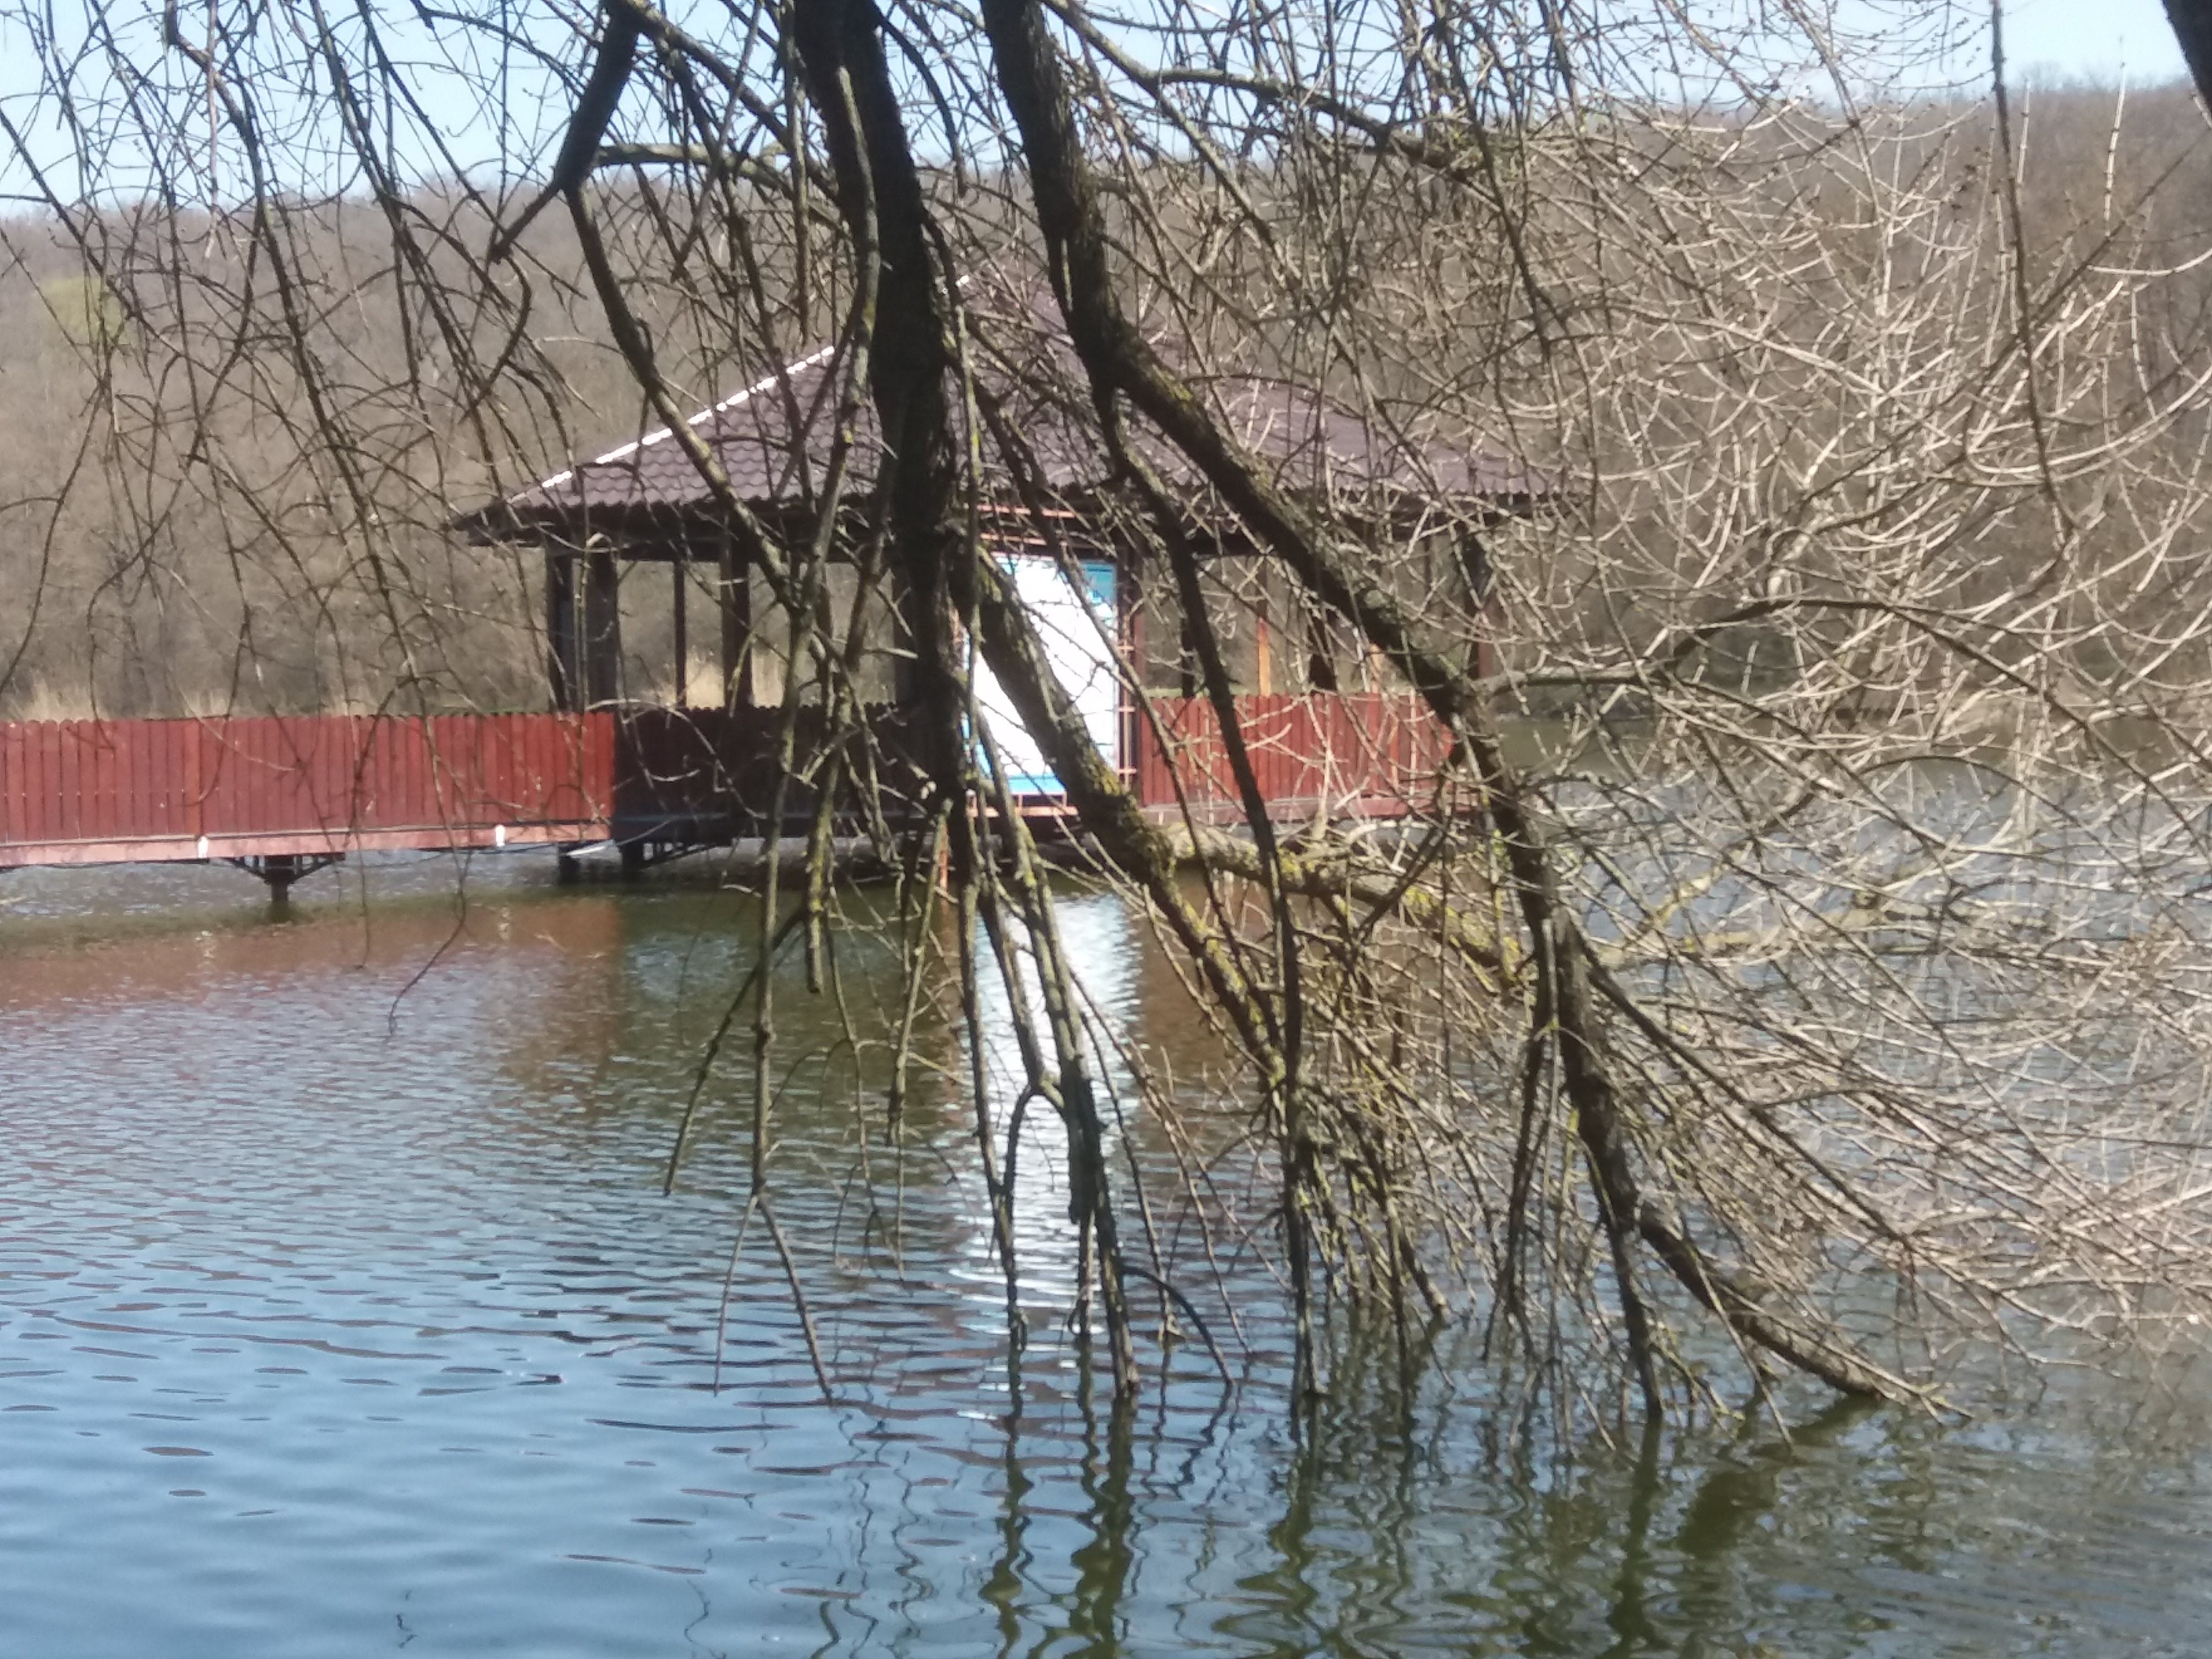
3, 856, 2212, 1655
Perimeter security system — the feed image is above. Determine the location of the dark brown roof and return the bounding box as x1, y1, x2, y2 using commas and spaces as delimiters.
468, 300, 1545, 545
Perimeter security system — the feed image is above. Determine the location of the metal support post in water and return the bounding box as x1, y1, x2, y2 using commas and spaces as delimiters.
228, 852, 343, 906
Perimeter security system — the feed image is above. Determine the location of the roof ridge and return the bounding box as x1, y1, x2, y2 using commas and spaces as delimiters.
522, 339, 842, 499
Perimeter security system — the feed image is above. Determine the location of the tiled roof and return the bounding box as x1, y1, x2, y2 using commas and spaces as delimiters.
473, 297, 1545, 540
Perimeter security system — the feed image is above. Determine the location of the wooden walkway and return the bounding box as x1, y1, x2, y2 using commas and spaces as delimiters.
1134, 691, 1453, 823
0, 694, 1449, 886
0, 712, 611, 870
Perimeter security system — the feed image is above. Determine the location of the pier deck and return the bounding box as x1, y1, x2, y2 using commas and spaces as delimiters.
0, 693, 1449, 888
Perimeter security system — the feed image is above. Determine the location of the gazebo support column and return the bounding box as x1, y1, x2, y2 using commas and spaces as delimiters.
888, 567, 925, 712
547, 550, 581, 711
719, 540, 754, 709
671, 558, 689, 709
584, 548, 622, 708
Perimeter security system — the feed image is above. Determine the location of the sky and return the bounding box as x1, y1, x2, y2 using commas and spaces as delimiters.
1992, 0, 2189, 81
0, 0, 2197, 212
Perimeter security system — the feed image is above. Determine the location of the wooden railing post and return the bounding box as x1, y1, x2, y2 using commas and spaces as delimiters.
671, 557, 689, 709
584, 548, 622, 709
547, 550, 581, 711
718, 536, 754, 709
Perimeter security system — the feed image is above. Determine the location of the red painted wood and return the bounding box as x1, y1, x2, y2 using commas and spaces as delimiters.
21, 724, 36, 843
88, 724, 114, 842
73, 724, 96, 840
1134, 692, 1449, 819
26, 723, 46, 844
0, 712, 619, 868
39, 723, 60, 843
3, 694, 1439, 870
2, 724, 21, 844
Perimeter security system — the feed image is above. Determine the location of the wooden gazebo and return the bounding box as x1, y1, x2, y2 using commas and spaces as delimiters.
460, 302, 1544, 846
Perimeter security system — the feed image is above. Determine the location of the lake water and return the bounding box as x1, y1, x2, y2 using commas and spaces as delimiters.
4, 854, 2212, 1656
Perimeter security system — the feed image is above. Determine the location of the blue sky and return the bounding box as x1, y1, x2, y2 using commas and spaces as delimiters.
1993, 0, 2189, 81
0, 0, 2195, 211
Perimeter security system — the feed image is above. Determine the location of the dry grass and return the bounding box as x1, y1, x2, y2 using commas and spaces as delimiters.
5, 679, 96, 724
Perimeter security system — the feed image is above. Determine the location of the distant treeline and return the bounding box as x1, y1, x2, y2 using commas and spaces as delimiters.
0, 185, 794, 722
1, 79, 2208, 722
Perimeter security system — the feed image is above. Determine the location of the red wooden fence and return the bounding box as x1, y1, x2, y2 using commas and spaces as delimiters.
1134, 692, 1453, 821
0, 694, 1451, 871
0, 713, 614, 868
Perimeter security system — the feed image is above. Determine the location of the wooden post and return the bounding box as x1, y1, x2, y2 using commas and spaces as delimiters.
584, 547, 622, 709
1457, 530, 1494, 683
671, 557, 689, 710
1304, 602, 1341, 692
888, 566, 925, 713
718, 537, 754, 709
1118, 545, 1140, 788
547, 550, 580, 711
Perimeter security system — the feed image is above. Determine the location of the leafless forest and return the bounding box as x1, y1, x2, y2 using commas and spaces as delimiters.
11, 0, 2212, 1426
6, 78, 2212, 723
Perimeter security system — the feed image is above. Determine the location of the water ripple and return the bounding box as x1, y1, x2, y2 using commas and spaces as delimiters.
2, 872, 2210, 1656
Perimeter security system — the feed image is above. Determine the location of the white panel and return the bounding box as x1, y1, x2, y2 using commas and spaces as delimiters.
972, 557, 1119, 795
